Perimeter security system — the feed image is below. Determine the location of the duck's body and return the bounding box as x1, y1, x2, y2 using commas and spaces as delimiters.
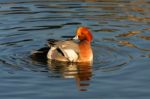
47, 39, 93, 63
31, 27, 93, 63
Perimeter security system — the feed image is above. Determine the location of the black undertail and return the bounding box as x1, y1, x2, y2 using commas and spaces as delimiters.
30, 47, 50, 61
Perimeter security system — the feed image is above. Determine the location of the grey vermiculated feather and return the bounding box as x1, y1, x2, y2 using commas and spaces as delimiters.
47, 39, 80, 62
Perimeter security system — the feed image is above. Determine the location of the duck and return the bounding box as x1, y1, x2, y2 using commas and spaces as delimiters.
31, 27, 93, 63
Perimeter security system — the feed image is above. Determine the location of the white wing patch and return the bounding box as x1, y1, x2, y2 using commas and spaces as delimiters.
63, 49, 78, 62
47, 47, 56, 59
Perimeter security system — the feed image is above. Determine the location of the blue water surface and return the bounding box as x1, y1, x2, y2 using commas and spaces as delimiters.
0, 0, 150, 99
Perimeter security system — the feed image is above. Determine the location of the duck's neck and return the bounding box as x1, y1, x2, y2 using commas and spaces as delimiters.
79, 40, 90, 44
79, 40, 93, 62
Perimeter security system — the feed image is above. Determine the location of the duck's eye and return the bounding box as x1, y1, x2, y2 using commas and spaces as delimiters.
80, 32, 84, 35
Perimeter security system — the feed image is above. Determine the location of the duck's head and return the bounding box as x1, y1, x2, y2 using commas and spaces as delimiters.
73, 27, 93, 42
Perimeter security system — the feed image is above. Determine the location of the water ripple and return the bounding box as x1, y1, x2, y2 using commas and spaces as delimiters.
93, 44, 131, 72
0, 0, 150, 98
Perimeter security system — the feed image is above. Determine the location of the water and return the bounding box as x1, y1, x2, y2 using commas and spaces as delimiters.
0, 0, 150, 99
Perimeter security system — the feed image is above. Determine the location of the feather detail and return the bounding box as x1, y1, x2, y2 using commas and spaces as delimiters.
63, 49, 78, 62
47, 39, 80, 62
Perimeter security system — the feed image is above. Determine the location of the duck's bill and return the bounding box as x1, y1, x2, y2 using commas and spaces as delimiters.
73, 36, 78, 40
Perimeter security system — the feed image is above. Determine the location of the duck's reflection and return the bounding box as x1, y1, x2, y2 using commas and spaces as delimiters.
48, 60, 92, 92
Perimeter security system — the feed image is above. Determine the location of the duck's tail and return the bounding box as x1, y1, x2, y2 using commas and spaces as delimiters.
30, 47, 50, 60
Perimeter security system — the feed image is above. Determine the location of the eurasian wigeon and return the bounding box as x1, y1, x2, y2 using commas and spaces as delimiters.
31, 27, 93, 63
